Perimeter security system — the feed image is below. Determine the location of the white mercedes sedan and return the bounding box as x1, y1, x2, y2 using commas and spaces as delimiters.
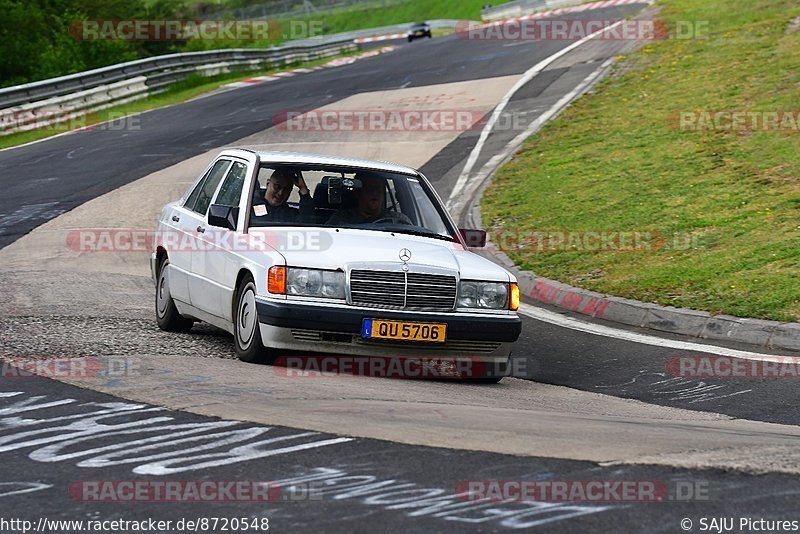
151, 149, 521, 380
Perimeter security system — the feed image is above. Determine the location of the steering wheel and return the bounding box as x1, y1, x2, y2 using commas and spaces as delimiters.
373, 216, 402, 224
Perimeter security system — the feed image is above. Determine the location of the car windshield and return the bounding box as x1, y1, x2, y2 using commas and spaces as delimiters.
249, 165, 457, 241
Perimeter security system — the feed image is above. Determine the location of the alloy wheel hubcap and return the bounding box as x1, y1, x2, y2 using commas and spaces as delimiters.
238, 286, 257, 349
157, 269, 169, 317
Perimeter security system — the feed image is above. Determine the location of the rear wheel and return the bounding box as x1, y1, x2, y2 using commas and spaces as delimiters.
155, 257, 193, 332
234, 275, 275, 364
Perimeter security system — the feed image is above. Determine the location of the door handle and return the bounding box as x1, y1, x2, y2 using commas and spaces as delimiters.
171, 215, 180, 222
196, 226, 205, 233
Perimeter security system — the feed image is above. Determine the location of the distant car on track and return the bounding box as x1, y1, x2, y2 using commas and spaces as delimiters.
407, 22, 432, 42
152, 150, 521, 381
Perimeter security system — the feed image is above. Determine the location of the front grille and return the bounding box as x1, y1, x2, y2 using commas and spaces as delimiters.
350, 270, 405, 308
350, 270, 456, 311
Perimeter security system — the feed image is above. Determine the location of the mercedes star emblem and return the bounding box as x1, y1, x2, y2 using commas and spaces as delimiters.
399, 248, 412, 262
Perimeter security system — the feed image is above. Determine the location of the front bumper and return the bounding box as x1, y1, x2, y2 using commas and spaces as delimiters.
256, 299, 521, 342
255, 298, 520, 365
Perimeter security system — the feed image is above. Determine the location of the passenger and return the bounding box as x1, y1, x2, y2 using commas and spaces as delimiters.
251, 169, 313, 224
326, 174, 412, 225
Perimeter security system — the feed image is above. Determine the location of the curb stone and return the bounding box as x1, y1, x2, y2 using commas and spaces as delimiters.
476, 225, 800, 352
467, 176, 800, 355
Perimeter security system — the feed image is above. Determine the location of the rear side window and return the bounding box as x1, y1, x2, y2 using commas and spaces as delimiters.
214, 161, 249, 208
185, 159, 231, 215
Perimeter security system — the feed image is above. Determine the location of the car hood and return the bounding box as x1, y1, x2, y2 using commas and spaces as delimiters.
250, 227, 510, 281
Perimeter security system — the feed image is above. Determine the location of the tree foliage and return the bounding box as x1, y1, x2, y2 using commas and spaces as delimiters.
0, 0, 187, 87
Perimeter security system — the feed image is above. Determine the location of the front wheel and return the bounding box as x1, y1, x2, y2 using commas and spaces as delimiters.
234, 275, 275, 364
155, 257, 193, 332
465, 355, 510, 383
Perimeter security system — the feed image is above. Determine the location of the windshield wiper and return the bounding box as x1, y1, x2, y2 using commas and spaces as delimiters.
373, 225, 456, 242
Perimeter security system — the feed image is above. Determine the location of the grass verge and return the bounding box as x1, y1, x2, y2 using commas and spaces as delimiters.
308, 0, 486, 33
481, 0, 800, 321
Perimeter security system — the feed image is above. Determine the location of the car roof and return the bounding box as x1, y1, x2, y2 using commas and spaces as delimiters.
220, 149, 420, 176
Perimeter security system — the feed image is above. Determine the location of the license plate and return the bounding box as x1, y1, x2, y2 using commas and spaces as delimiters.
362, 319, 446, 343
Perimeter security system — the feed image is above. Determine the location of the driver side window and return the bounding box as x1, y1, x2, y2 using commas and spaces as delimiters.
185, 159, 231, 215
214, 161, 248, 208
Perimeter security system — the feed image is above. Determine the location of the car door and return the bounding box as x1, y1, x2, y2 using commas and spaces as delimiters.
176, 158, 232, 309
190, 157, 253, 319
164, 158, 232, 304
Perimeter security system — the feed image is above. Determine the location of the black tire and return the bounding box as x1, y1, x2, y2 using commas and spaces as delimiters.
408, 36, 413, 42
470, 376, 503, 384
234, 275, 275, 364
464, 355, 510, 383
155, 257, 193, 332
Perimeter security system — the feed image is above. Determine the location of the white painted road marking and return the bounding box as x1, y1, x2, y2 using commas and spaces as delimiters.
0, 482, 53, 498
451, 56, 615, 216
273, 467, 612, 529
0, 392, 354, 474
518, 303, 795, 361
448, 18, 627, 206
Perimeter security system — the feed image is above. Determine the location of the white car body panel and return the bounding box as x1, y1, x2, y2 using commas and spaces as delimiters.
153, 149, 521, 368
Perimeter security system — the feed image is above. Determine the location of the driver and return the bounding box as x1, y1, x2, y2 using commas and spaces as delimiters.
326, 174, 412, 225
251, 168, 314, 224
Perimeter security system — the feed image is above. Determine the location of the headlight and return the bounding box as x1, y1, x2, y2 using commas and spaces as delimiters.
457, 281, 508, 309
286, 268, 344, 299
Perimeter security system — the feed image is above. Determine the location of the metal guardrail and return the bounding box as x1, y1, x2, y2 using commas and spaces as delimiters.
0, 40, 356, 109
0, 18, 468, 134
481, 0, 586, 21
0, 38, 357, 133
0, 18, 464, 110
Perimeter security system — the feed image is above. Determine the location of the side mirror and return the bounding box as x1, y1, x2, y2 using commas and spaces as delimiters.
460, 228, 487, 248
208, 204, 239, 231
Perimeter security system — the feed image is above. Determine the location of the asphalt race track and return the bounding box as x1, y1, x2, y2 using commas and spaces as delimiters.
2, 3, 800, 532
2, 376, 800, 533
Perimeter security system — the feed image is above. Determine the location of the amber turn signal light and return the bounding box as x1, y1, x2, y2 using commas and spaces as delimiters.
268, 266, 286, 294
510, 282, 520, 311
